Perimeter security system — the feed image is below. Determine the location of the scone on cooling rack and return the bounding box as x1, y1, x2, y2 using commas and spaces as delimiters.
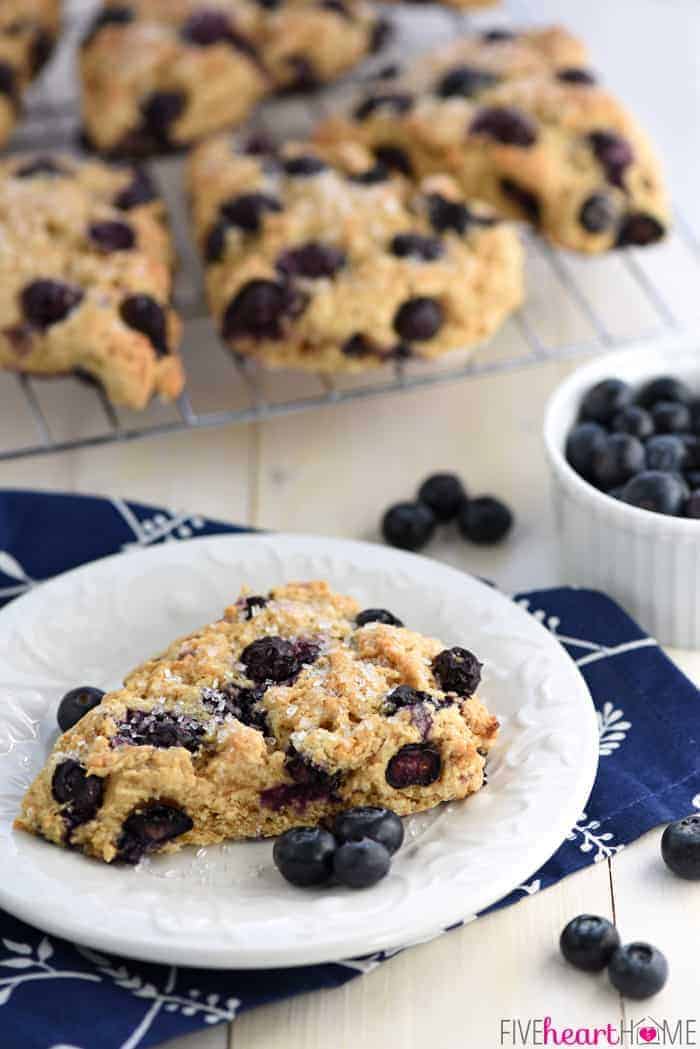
16, 581, 498, 864
79, 0, 387, 156
187, 133, 524, 372
0, 154, 184, 409
314, 25, 670, 253
0, 0, 60, 148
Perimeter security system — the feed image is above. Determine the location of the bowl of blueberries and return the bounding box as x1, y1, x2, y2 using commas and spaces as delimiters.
544, 342, 700, 648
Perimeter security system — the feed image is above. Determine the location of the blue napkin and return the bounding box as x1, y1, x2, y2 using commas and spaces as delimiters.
1, 490, 698, 1049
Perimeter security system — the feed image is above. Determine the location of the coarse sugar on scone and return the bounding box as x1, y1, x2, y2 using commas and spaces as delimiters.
16, 581, 498, 864
187, 132, 524, 372
0, 153, 184, 409
314, 25, 670, 253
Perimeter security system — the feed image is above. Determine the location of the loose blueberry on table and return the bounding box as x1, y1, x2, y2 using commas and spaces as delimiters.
661, 814, 700, 880
560, 916, 668, 999
559, 914, 620, 972
566, 374, 700, 517
607, 943, 669, 1000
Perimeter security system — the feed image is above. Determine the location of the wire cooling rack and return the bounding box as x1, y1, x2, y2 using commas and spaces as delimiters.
3, 0, 700, 461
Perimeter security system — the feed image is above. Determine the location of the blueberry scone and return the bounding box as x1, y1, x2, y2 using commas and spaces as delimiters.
0, 154, 184, 409
315, 26, 670, 253
16, 581, 498, 864
188, 133, 524, 371
80, 1, 386, 156
0, 0, 60, 148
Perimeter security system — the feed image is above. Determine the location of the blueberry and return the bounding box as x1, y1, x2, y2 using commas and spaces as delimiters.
241, 636, 319, 683
369, 17, 393, 54
277, 242, 346, 279
333, 838, 391, 888
114, 167, 158, 210
57, 686, 105, 732
591, 433, 645, 489
82, 6, 133, 48
15, 156, 69, 179
220, 192, 282, 232
481, 29, 516, 43
342, 334, 375, 358
51, 760, 104, 831
417, 473, 467, 522
500, 179, 540, 225
181, 10, 234, 45
432, 647, 482, 696
30, 29, 55, 75
384, 685, 433, 714
661, 814, 700, 879
120, 295, 169, 355
320, 0, 352, 17
140, 91, 186, 145
426, 194, 471, 235
116, 802, 193, 864
382, 501, 436, 551
347, 164, 390, 185
221, 279, 306, 340
89, 220, 136, 252
580, 378, 633, 424
560, 914, 621, 972
611, 406, 654, 439
0, 62, 17, 104
617, 213, 665, 247
436, 65, 499, 99
353, 93, 413, 121
282, 155, 327, 176
645, 434, 687, 473
685, 491, 700, 518
243, 595, 268, 618
201, 683, 268, 733
204, 220, 229, 263
394, 297, 443, 341
637, 376, 693, 408
113, 709, 205, 753
334, 806, 404, 855
21, 280, 84, 328
621, 471, 687, 515
565, 422, 607, 479
650, 400, 691, 434
356, 608, 403, 627
374, 145, 413, 177
273, 826, 337, 886
469, 106, 537, 147
607, 943, 668, 1000
457, 496, 513, 544
588, 130, 634, 188
579, 193, 616, 234
688, 399, 700, 434
386, 742, 441, 788
390, 233, 444, 262
556, 68, 597, 85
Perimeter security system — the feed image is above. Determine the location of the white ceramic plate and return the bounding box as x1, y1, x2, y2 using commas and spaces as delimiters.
0, 534, 598, 969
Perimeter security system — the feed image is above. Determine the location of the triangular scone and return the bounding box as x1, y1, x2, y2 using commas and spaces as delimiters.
314, 26, 670, 253
16, 581, 498, 864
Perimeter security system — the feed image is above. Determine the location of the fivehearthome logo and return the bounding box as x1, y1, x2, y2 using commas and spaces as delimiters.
499, 1016, 698, 1046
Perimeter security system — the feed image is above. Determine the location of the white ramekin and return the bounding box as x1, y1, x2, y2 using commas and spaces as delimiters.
544, 337, 700, 649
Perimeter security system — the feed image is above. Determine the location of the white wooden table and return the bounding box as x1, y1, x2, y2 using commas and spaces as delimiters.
5, 0, 700, 1045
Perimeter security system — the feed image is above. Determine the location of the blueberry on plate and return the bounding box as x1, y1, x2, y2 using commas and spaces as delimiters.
621, 471, 687, 515
611, 405, 654, 439
382, 501, 436, 551
356, 608, 403, 627
650, 400, 691, 435
591, 433, 645, 490
607, 943, 668, 999
661, 814, 700, 879
645, 434, 688, 474
457, 496, 513, 544
57, 686, 106, 732
565, 421, 607, 480
560, 914, 621, 972
417, 473, 466, 522
334, 806, 404, 855
637, 376, 692, 409
273, 826, 337, 886
580, 378, 633, 424
333, 838, 392, 888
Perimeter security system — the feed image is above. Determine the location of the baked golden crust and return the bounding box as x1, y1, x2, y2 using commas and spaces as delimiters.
0, 0, 60, 147
187, 133, 524, 372
80, 0, 383, 155
0, 154, 184, 408
314, 26, 670, 253
16, 581, 498, 864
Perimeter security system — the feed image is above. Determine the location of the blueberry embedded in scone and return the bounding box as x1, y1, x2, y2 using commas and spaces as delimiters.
0, 153, 184, 408
187, 133, 524, 373
0, 1, 60, 148
16, 580, 498, 864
